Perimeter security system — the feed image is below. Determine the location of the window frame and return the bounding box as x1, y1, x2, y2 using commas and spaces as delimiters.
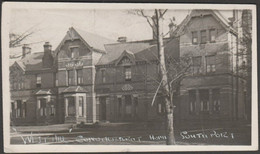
78, 96, 84, 117
124, 66, 132, 81
67, 70, 74, 85
200, 30, 207, 44
36, 74, 41, 88
70, 46, 79, 59
101, 69, 106, 83
206, 55, 216, 74
209, 29, 216, 42
192, 31, 198, 44
77, 69, 83, 85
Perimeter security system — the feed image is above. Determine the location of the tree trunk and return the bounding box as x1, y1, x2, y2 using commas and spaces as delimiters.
155, 9, 175, 145
165, 97, 175, 144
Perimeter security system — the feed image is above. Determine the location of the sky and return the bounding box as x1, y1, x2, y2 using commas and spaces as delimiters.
9, 8, 233, 56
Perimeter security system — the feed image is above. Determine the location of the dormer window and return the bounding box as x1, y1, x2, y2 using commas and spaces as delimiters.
70, 47, 79, 58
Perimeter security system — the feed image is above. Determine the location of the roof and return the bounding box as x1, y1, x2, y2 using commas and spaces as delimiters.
14, 52, 44, 71
35, 89, 54, 95
62, 86, 87, 94
173, 10, 237, 36
55, 27, 115, 55
97, 38, 171, 65
135, 38, 180, 61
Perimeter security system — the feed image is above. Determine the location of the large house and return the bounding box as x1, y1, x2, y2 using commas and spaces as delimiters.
9, 9, 250, 125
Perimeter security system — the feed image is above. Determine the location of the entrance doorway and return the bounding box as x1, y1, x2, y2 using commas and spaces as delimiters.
100, 97, 106, 121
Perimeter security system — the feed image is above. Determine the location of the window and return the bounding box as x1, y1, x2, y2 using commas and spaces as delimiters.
78, 96, 84, 117
16, 100, 22, 117
70, 47, 79, 58
200, 90, 209, 113
40, 99, 46, 116
11, 102, 15, 118
49, 99, 55, 116
118, 97, 122, 117
55, 73, 59, 87
22, 102, 27, 118
124, 66, 131, 81
157, 95, 165, 114
200, 30, 207, 44
68, 70, 74, 85
68, 97, 75, 116
206, 56, 216, 73
101, 69, 106, 83
212, 89, 220, 113
36, 75, 41, 88
21, 82, 24, 89
189, 90, 196, 114
192, 31, 198, 44
77, 69, 83, 85
18, 82, 21, 90
192, 56, 202, 74
125, 95, 132, 115
209, 29, 216, 42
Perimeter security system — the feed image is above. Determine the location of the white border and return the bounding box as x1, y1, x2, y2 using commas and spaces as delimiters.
2, 2, 258, 153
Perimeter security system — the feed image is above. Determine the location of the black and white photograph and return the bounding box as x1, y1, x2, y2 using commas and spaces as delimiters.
2, 2, 258, 152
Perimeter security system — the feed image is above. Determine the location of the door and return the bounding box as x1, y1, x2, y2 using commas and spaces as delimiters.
125, 95, 132, 120
100, 97, 106, 121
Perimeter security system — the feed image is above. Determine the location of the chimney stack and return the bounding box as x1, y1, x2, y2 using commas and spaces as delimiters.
42, 42, 53, 68
44, 42, 52, 53
117, 37, 127, 43
22, 44, 31, 58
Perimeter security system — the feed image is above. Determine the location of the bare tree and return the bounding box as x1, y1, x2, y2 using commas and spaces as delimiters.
9, 23, 43, 48
128, 9, 191, 145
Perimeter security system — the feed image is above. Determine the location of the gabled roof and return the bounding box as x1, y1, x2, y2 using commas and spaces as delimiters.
173, 10, 237, 36
55, 27, 115, 55
97, 41, 152, 65
97, 38, 171, 65
62, 86, 87, 94
115, 50, 136, 66
135, 38, 179, 61
13, 52, 44, 72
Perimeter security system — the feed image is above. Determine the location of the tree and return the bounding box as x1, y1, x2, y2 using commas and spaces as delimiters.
128, 9, 191, 145
9, 23, 43, 49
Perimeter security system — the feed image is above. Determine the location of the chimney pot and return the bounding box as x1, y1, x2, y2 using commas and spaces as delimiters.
44, 42, 52, 52
117, 37, 127, 43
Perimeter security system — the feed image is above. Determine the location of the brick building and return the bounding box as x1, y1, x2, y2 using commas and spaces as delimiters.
9, 9, 250, 125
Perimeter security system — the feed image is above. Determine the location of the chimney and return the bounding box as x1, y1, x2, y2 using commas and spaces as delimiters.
42, 42, 53, 68
117, 37, 127, 43
22, 44, 31, 58
44, 42, 52, 53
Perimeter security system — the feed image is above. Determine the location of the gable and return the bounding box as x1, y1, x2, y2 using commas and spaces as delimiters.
115, 50, 135, 66
174, 10, 237, 36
